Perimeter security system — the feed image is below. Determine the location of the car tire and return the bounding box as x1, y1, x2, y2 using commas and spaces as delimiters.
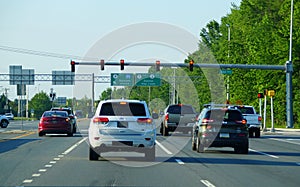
196, 135, 204, 153
73, 125, 77, 133
162, 124, 169, 136
145, 146, 155, 161
89, 147, 99, 161
234, 142, 249, 154
191, 131, 197, 151
67, 132, 73, 137
255, 129, 260, 138
38, 132, 44, 137
0, 120, 8, 128
249, 129, 254, 138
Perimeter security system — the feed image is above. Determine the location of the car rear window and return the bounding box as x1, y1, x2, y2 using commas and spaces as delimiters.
205, 110, 243, 121
167, 105, 195, 114
100, 102, 147, 116
236, 107, 255, 114
44, 111, 68, 117
51, 108, 72, 115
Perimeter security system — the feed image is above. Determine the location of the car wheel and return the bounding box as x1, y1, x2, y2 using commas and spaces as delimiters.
0, 120, 8, 128
196, 135, 204, 153
234, 142, 249, 154
255, 129, 260, 138
89, 147, 99, 161
191, 131, 197, 151
145, 146, 155, 161
249, 129, 254, 138
162, 125, 169, 136
38, 132, 44, 137
67, 132, 73, 137
73, 125, 77, 133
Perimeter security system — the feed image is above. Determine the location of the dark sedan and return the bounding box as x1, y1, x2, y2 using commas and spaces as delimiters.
38, 111, 73, 137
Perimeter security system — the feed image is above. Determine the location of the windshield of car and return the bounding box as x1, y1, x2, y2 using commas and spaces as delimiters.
100, 102, 147, 116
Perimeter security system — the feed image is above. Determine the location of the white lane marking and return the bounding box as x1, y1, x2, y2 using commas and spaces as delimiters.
62, 137, 87, 155
32, 173, 41, 177
45, 165, 52, 168
155, 140, 173, 155
23, 179, 33, 184
54, 157, 60, 161
201, 180, 215, 187
50, 161, 56, 164
175, 159, 184, 165
58, 154, 64, 158
271, 138, 300, 146
249, 148, 279, 159
39, 169, 47, 172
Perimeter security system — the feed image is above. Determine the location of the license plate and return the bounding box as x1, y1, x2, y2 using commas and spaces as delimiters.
220, 133, 230, 138
117, 122, 128, 128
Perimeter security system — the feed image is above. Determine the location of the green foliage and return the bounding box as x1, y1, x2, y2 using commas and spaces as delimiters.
29, 91, 52, 119
198, 0, 300, 128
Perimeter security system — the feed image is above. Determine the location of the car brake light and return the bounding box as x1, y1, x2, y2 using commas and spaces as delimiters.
165, 113, 169, 121
258, 116, 262, 121
93, 117, 109, 123
137, 118, 152, 124
242, 119, 247, 125
202, 118, 213, 123
65, 118, 69, 122
206, 125, 212, 129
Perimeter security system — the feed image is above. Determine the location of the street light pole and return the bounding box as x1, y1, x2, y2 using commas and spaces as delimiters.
286, 0, 294, 128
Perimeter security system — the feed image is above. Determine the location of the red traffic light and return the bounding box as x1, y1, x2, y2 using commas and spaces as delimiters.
71, 60, 76, 72
258, 93, 264, 98
120, 59, 124, 70
189, 60, 194, 71
156, 60, 160, 71
100, 59, 105, 71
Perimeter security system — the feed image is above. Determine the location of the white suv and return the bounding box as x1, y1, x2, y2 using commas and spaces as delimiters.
88, 99, 157, 161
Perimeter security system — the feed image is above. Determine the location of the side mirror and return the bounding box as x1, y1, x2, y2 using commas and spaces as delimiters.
152, 113, 159, 119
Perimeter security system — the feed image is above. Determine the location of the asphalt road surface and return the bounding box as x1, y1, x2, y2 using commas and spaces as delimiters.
1, 119, 300, 187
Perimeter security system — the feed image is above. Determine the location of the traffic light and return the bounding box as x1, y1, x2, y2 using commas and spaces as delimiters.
71, 60, 75, 72
100, 59, 105, 71
155, 60, 160, 71
120, 59, 124, 70
189, 59, 194, 71
264, 89, 268, 96
257, 93, 264, 98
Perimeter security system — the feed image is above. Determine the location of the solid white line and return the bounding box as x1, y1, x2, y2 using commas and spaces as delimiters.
249, 148, 279, 159
271, 138, 300, 146
175, 159, 184, 165
155, 140, 173, 155
201, 180, 216, 187
62, 137, 87, 155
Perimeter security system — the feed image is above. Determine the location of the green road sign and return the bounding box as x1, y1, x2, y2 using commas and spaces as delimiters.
135, 73, 161, 86
111, 73, 134, 86
220, 69, 232, 75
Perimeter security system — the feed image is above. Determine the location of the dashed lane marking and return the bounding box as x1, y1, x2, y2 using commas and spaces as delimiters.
249, 148, 279, 159
155, 140, 173, 155
32, 174, 41, 177
201, 180, 216, 187
175, 159, 184, 165
23, 179, 33, 184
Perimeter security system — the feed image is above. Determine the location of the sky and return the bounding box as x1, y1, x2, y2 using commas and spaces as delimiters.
0, 0, 241, 100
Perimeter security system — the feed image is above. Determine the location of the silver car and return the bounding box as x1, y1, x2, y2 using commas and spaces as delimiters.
88, 99, 157, 161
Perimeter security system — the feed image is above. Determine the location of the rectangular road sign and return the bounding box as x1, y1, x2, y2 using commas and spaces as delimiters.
52, 71, 75, 85
111, 73, 134, 86
220, 69, 232, 75
135, 73, 161, 86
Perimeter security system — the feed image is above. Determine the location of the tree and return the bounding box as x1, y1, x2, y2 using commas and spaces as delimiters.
29, 92, 52, 118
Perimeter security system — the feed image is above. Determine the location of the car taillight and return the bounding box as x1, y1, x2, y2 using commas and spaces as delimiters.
65, 118, 69, 122
258, 116, 262, 122
137, 118, 153, 124
93, 117, 109, 123
165, 113, 169, 121
202, 118, 213, 123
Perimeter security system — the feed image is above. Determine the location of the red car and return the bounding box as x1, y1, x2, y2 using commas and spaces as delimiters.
38, 111, 73, 137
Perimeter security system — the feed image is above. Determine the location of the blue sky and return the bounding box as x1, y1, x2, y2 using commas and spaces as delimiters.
0, 0, 241, 100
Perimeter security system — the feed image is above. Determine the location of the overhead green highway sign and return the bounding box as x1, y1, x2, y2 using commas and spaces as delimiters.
111, 73, 134, 86
135, 73, 161, 86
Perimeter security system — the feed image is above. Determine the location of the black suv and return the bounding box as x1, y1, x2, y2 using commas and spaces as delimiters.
51, 107, 77, 133
192, 106, 249, 154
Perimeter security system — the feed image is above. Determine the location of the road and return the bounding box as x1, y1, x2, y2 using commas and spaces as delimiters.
0, 119, 300, 187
